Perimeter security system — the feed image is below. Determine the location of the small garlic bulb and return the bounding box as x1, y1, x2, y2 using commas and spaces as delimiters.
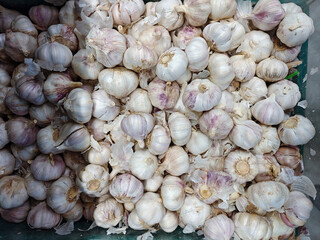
144, 174, 164, 192
278, 115, 315, 145
172, 24, 202, 50
29, 5, 59, 31
160, 176, 185, 211
237, 31, 274, 62
186, 130, 211, 155
183, 79, 222, 112
27, 202, 61, 229
25, 175, 47, 201
208, 53, 235, 90
209, 0, 237, 21
199, 109, 234, 140
126, 89, 153, 113
203, 22, 232, 52
256, 57, 288, 82
31, 154, 65, 181
11, 143, 39, 162
234, 213, 272, 240
92, 89, 120, 121
130, 150, 158, 180
111, 0, 145, 26
86, 27, 127, 68
185, 37, 209, 72
160, 146, 189, 176
221, 19, 246, 51
11, 15, 38, 38
277, 13, 314, 47
253, 125, 280, 155
252, 94, 284, 125
224, 150, 258, 184
271, 37, 301, 63
0, 149, 15, 177
0, 176, 28, 209
29, 103, 56, 127
239, 77, 268, 104
123, 45, 158, 72
229, 119, 263, 150
159, 211, 178, 233
268, 80, 301, 110
168, 112, 191, 146
98, 67, 139, 99
135, 192, 166, 226
4, 88, 30, 116
94, 198, 124, 229
203, 215, 235, 240
230, 53, 256, 83
147, 125, 171, 155
156, 47, 189, 83
84, 141, 110, 166
47, 24, 78, 52
72, 49, 103, 80
155, 0, 184, 31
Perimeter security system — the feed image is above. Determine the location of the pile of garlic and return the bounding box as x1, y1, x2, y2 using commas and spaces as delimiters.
0, 0, 317, 239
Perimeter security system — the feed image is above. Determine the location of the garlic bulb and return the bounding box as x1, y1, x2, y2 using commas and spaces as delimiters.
94, 198, 124, 228
128, 209, 150, 230
268, 80, 301, 110
203, 22, 232, 53
84, 141, 110, 166
148, 78, 180, 110
234, 213, 272, 240
111, 0, 145, 26
208, 53, 235, 90
11, 15, 38, 38
277, 13, 314, 47
63, 151, 86, 171
0, 200, 30, 223
126, 89, 153, 113
98, 67, 139, 99
0, 6, 20, 32
175, 0, 211, 27
92, 89, 120, 121
275, 146, 302, 169
254, 125, 280, 155
59, 1, 76, 27
25, 175, 47, 201
0, 149, 15, 177
4, 88, 30, 116
35, 42, 73, 71
232, 99, 252, 121
0, 68, 10, 87
256, 57, 288, 82
27, 202, 61, 229
76, 164, 109, 197
0, 176, 28, 209
172, 24, 202, 50
147, 125, 171, 155
168, 112, 191, 146
159, 211, 178, 233
203, 215, 235, 240
224, 150, 258, 184
36, 125, 61, 154
145, 2, 157, 16
278, 115, 315, 145
47, 24, 78, 52
11, 143, 39, 162
63, 88, 93, 124
199, 109, 234, 140
237, 31, 273, 62
62, 200, 83, 222
72, 49, 103, 80
0, 118, 9, 149
252, 94, 284, 125
267, 211, 294, 240
160, 176, 185, 211
230, 54, 256, 83
215, 90, 234, 113
156, 47, 188, 82
239, 77, 267, 104
282, 3, 302, 14
144, 174, 164, 192
135, 192, 166, 226
179, 195, 211, 232
86, 27, 126, 68
209, 0, 237, 21
271, 37, 301, 63
155, 0, 184, 31
221, 19, 246, 51
160, 146, 189, 176
31, 154, 65, 181
29, 103, 56, 127
185, 37, 209, 72
29, 5, 59, 30
186, 130, 211, 155
229, 119, 263, 150
0, 87, 10, 115
87, 118, 106, 141
130, 150, 158, 180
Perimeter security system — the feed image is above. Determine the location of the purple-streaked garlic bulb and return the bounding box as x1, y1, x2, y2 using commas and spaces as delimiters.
47, 24, 78, 52
172, 24, 202, 50
27, 202, 61, 229
4, 88, 30, 115
29, 103, 57, 127
11, 143, 39, 162
29, 5, 59, 30
0, 149, 15, 178
0, 200, 30, 223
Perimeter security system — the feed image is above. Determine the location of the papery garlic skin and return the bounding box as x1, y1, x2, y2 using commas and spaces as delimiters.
203, 215, 235, 240
156, 47, 188, 82
199, 109, 234, 140
98, 67, 139, 99
277, 13, 314, 47
168, 112, 191, 146
209, 0, 237, 21
278, 115, 315, 145
85, 141, 110, 166
155, 0, 184, 31
130, 150, 158, 180
59, 1, 76, 27
186, 130, 211, 155
161, 146, 189, 176
111, 0, 145, 26
0, 149, 15, 177
203, 22, 232, 52
159, 211, 178, 233
172, 25, 202, 50
256, 57, 288, 82
230, 54, 256, 83
282, 3, 303, 14
268, 80, 301, 110
92, 89, 120, 121
224, 150, 258, 184
237, 31, 273, 62
254, 126, 280, 155
239, 77, 268, 104
0, 176, 28, 209
215, 90, 234, 113
147, 125, 171, 155
160, 176, 185, 211
126, 89, 153, 114
185, 37, 209, 72
221, 19, 246, 51
27, 202, 61, 229
94, 198, 124, 229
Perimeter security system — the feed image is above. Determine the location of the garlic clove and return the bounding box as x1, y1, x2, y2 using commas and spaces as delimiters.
4, 87, 30, 116
160, 175, 185, 211
92, 89, 120, 122
25, 175, 47, 201
271, 37, 302, 63
147, 124, 171, 156
221, 19, 246, 51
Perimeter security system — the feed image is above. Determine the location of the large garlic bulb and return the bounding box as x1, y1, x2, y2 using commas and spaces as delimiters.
129, 150, 158, 180
186, 130, 211, 155
185, 37, 209, 72
94, 198, 124, 229
160, 176, 185, 211
253, 125, 280, 155
147, 125, 171, 155
111, 0, 145, 26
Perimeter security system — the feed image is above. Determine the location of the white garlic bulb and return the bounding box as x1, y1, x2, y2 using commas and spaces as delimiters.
203, 22, 232, 52
268, 80, 301, 110
144, 174, 164, 192
147, 125, 171, 155
224, 150, 258, 184
145, 2, 157, 16
156, 47, 188, 82
282, 3, 302, 14
160, 176, 185, 211
185, 37, 209, 72
84, 141, 110, 166
215, 90, 234, 113
159, 211, 178, 233
0, 176, 28, 209
160, 146, 189, 176
271, 37, 301, 63
92, 89, 120, 121
221, 19, 246, 51
128, 209, 150, 230
229, 119, 263, 150
237, 31, 273, 62
63, 88, 93, 124
209, 0, 237, 21
98, 67, 139, 99
234, 213, 272, 240
186, 130, 211, 155
155, 0, 184, 31
208, 53, 235, 90
253, 125, 280, 155
277, 13, 314, 47
94, 198, 124, 229
199, 109, 234, 140
278, 115, 315, 145
86, 27, 126, 68
256, 57, 288, 82
111, 0, 145, 26
171, 24, 202, 50
126, 89, 153, 114
129, 150, 158, 180
230, 54, 256, 83
252, 94, 284, 125
239, 77, 268, 104
267, 211, 294, 240
168, 112, 191, 146
135, 192, 166, 226
183, 79, 222, 112
204, 215, 235, 240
